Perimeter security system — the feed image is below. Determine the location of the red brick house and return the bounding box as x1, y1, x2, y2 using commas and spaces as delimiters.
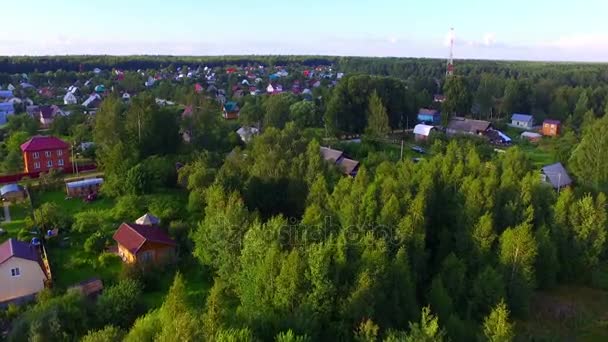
113, 223, 176, 265
20, 136, 70, 174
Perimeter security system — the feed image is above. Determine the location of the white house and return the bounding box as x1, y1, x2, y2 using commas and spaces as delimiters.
0, 239, 48, 305
64, 92, 77, 105
266, 84, 275, 93
236, 126, 260, 144
510, 114, 534, 129
122, 92, 131, 101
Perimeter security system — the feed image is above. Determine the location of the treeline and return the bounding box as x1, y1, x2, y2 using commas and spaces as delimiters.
0, 55, 335, 73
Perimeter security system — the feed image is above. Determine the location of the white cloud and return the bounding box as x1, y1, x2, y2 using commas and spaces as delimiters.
483, 32, 496, 46
548, 34, 608, 50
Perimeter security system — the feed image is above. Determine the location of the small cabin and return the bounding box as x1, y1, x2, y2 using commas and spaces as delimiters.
65, 178, 103, 197
417, 108, 441, 125
542, 119, 561, 137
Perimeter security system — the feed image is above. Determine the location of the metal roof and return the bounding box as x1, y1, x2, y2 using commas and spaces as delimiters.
0, 184, 24, 196
511, 113, 534, 122
541, 163, 572, 189
413, 124, 435, 136
66, 178, 104, 189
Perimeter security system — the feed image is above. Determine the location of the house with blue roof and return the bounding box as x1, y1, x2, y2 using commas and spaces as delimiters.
417, 108, 441, 125
0, 102, 14, 125
510, 113, 534, 129
0, 90, 13, 99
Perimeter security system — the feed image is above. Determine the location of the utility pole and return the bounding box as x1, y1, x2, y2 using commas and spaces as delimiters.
400, 140, 404, 161
446, 28, 455, 77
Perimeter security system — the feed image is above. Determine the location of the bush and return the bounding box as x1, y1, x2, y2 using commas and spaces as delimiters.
112, 195, 147, 222
591, 263, 608, 290
98, 253, 121, 269
73, 210, 112, 233
84, 232, 107, 254
96, 279, 143, 328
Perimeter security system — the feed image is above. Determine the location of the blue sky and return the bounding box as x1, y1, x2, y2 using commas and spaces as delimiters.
3, 0, 608, 61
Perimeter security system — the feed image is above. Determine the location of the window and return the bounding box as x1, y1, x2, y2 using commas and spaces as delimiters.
47, 160, 53, 168
10, 267, 20, 277
34, 162, 40, 169
57, 149, 63, 156
45, 151, 52, 158
33, 152, 39, 159
140, 251, 154, 262
58, 159, 64, 166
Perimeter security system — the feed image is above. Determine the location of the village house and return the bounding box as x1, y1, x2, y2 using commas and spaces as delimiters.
413, 124, 437, 142
0, 102, 15, 125
320, 146, 360, 177
541, 162, 572, 190
0, 239, 49, 305
417, 108, 441, 125
446, 117, 492, 136
223, 101, 240, 120
0, 90, 13, 99
542, 119, 561, 137
113, 222, 176, 265
510, 113, 534, 129
236, 126, 260, 144
37, 105, 64, 127
20, 136, 70, 173
63, 92, 77, 105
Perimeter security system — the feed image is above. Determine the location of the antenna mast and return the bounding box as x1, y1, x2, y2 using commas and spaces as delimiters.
446, 27, 455, 76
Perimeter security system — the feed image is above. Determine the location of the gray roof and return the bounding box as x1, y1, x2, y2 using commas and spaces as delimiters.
541, 162, 572, 189
413, 124, 435, 136
511, 113, 534, 123
135, 213, 160, 226
447, 117, 492, 134
66, 178, 104, 189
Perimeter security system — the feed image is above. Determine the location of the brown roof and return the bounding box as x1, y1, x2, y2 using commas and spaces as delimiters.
113, 223, 176, 255
338, 158, 360, 176
320, 146, 343, 163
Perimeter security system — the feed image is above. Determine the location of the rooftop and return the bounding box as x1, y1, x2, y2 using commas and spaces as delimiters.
20, 135, 69, 152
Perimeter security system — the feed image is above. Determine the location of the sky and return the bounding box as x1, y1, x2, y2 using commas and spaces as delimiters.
3, 0, 608, 62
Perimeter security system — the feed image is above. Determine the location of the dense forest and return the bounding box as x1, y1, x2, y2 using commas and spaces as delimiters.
1, 56, 608, 341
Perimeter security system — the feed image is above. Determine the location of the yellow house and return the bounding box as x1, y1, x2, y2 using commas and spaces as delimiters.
0, 239, 49, 304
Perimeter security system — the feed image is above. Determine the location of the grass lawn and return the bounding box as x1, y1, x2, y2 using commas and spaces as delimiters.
518, 286, 608, 341
0, 202, 31, 243
31, 190, 114, 216
29, 188, 210, 312
29, 190, 119, 289
517, 141, 556, 168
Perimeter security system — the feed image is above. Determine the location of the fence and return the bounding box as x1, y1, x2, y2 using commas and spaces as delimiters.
0, 164, 97, 185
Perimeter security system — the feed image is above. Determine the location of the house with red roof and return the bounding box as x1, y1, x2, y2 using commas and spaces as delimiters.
0, 239, 49, 304
20, 136, 70, 174
113, 222, 176, 265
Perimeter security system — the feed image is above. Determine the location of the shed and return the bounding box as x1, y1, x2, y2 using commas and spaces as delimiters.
65, 178, 103, 197
521, 131, 542, 142
68, 278, 103, 298
540, 163, 572, 190
542, 119, 561, 137
511, 114, 534, 129
0, 184, 26, 202
413, 124, 436, 141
